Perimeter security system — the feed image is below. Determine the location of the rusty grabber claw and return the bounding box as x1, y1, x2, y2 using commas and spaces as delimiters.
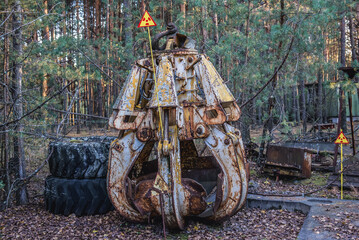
107, 132, 147, 223
223, 123, 249, 213
128, 57, 208, 229
204, 125, 248, 221
107, 25, 248, 230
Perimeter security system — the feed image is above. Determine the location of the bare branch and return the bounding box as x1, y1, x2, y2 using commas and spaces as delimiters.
6, 148, 54, 208
0, 13, 60, 40
74, 46, 123, 87
0, 80, 77, 128
239, 34, 295, 109
56, 88, 79, 136
46, 107, 109, 120
0, 7, 14, 28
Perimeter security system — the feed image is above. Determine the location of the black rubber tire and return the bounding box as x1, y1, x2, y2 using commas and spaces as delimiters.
48, 136, 115, 179
44, 176, 114, 216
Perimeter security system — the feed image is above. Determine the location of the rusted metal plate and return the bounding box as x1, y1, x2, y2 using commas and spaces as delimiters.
265, 145, 312, 178
195, 55, 235, 104
313, 123, 335, 130
148, 56, 178, 108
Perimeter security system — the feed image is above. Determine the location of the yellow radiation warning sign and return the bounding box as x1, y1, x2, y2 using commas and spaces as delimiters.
137, 10, 157, 28
335, 130, 349, 144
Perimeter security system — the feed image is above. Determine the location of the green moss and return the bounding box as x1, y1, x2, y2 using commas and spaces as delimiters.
299, 172, 330, 186
250, 169, 258, 177
344, 194, 357, 200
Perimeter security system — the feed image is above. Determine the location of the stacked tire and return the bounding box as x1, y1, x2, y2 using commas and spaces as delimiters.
44, 136, 116, 216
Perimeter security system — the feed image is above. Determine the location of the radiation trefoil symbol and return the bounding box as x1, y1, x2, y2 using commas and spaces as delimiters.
137, 10, 157, 28
334, 130, 349, 144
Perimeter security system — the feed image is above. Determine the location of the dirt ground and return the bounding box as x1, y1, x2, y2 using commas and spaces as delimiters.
2, 124, 359, 239
248, 163, 359, 200
0, 199, 305, 240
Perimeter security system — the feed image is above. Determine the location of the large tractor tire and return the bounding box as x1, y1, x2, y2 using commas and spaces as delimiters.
44, 176, 114, 216
48, 136, 115, 179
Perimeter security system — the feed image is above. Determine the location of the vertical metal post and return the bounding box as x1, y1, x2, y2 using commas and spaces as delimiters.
341, 143, 343, 200
333, 89, 343, 172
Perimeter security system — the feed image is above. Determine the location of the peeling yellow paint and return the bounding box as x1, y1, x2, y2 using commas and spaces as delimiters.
201, 57, 235, 103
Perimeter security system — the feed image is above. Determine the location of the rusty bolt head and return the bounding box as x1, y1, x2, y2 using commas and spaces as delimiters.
196, 125, 207, 137
188, 57, 193, 63
224, 139, 230, 145
141, 129, 148, 138
235, 131, 240, 136
137, 128, 152, 142
144, 60, 151, 66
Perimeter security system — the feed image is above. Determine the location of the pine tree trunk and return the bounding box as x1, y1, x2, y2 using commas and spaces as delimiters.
118, 2, 123, 42
340, 16, 347, 132
323, 31, 329, 123
200, 1, 208, 53
244, 0, 250, 65
84, 0, 92, 129
106, 0, 110, 120
357, 4, 359, 54
299, 71, 306, 133
164, 0, 172, 25
213, 12, 221, 71
180, 0, 186, 29
140, 0, 145, 16
12, 0, 28, 205
61, 6, 68, 134
3, 0, 11, 196
42, 0, 49, 97
95, 0, 101, 39
109, 0, 114, 38
85, 0, 90, 39
123, 0, 132, 46
349, 15, 357, 62
241, 0, 252, 143
76, 0, 81, 134
95, 0, 103, 120
317, 69, 323, 123
295, 84, 300, 124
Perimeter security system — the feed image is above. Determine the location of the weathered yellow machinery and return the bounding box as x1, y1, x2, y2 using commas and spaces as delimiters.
107, 24, 249, 229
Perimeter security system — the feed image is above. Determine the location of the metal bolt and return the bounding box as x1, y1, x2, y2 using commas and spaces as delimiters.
196, 127, 203, 135
224, 139, 230, 145
141, 130, 148, 138
235, 131, 240, 136
188, 57, 193, 63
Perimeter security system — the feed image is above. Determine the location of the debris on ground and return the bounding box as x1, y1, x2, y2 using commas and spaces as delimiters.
312, 210, 359, 240
328, 152, 359, 189
0, 201, 305, 240
249, 162, 359, 200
